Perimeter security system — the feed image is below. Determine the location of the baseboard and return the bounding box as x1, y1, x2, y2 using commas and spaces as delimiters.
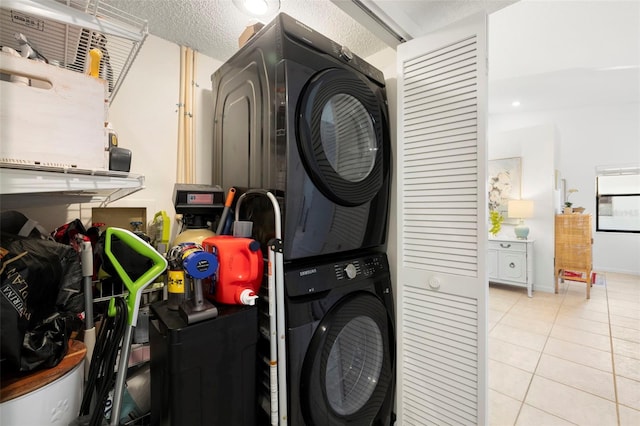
592, 266, 640, 276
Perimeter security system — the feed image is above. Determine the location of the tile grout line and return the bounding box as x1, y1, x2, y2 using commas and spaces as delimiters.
511, 280, 569, 426
525, 280, 623, 424
603, 274, 622, 426
489, 276, 640, 425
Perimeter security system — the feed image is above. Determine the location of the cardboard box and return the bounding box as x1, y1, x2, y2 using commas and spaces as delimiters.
238, 22, 265, 48
92, 207, 147, 233
0, 53, 108, 170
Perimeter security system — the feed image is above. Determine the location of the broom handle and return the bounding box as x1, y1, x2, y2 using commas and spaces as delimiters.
110, 325, 133, 426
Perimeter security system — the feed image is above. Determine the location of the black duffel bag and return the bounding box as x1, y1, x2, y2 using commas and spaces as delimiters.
1, 226, 84, 372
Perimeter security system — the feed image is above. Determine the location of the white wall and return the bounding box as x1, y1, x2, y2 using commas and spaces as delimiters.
489, 125, 559, 293
491, 103, 640, 275
108, 36, 222, 241
106, 35, 180, 219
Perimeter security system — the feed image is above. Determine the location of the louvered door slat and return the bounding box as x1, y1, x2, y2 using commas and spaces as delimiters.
407, 148, 477, 164
404, 377, 476, 424
404, 333, 476, 370
403, 226, 477, 238
404, 38, 477, 70
403, 290, 479, 420
404, 362, 477, 405
405, 103, 477, 126
405, 245, 477, 260
405, 238, 476, 250
406, 134, 474, 150
405, 90, 477, 114
404, 257, 477, 274
406, 209, 476, 218
404, 83, 476, 107
404, 46, 476, 80
405, 348, 477, 381
405, 114, 478, 136
405, 175, 475, 189
405, 198, 477, 207
397, 13, 488, 426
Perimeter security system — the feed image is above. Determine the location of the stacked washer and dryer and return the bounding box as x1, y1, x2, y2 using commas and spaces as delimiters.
212, 13, 395, 425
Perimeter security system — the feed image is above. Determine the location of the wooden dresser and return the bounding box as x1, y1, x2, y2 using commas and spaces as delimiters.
555, 214, 593, 298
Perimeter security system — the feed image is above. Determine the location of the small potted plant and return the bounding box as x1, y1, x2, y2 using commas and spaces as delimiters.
489, 210, 504, 236
564, 188, 578, 213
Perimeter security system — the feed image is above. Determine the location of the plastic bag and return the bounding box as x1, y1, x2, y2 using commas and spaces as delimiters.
21, 311, 70, 371
0, 232, 84, 372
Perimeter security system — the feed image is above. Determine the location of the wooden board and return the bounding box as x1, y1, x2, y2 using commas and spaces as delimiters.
0, 339, 86, 403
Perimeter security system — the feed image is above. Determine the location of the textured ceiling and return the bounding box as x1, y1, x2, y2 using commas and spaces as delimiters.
102, 0, 390, 62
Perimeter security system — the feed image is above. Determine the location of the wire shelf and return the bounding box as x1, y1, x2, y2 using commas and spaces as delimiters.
1, 0, 148, 103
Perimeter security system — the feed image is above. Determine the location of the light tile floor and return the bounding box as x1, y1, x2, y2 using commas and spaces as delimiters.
489, 273, 640, 426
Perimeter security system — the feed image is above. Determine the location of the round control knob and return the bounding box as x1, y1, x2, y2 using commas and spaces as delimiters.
340, 46, 353, 62
344, 263, 357, 279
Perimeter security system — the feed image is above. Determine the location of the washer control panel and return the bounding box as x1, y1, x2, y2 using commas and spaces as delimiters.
334, 254, 385, 280
286, 253, 388, 297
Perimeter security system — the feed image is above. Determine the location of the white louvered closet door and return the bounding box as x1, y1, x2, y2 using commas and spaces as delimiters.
396, 13, 489, 426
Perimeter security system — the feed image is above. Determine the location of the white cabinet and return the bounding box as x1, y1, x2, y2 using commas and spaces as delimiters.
488, 239, 534, 297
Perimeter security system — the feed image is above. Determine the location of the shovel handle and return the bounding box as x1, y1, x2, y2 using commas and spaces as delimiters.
105, 227, 167, 325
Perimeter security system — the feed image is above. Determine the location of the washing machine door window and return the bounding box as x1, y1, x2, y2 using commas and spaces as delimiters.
320, 94, 377, 183
297, 68, 387, 207
302, 292, 392, 425
325, 315, 383, 415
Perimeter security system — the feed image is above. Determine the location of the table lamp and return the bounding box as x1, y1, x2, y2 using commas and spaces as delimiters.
508, 199, 534, 239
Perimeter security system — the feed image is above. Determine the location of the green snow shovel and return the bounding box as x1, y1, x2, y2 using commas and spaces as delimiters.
104, 227, 167, 426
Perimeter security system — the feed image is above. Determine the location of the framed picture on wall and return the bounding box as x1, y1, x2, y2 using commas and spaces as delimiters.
488, 157, 522, 221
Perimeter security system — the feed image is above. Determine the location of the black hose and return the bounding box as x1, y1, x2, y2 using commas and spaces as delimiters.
78, 297, 128, 426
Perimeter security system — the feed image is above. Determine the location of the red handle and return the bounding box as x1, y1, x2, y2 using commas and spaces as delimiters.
248, 240, 263, 283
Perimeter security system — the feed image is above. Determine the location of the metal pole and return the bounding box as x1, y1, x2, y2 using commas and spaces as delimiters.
110, 325, 133, 426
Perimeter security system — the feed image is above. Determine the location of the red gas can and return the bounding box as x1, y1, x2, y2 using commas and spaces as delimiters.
202, 236, 264, 305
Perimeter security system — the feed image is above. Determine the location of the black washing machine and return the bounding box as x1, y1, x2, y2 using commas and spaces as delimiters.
283, 251, 395, 425
212, 13, 391, 261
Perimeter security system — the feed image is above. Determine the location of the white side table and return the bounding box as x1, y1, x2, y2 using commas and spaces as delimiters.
488, 238, 534, 297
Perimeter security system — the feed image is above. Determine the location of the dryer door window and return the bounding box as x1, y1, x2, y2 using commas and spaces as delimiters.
297, 68, 387, 207
320, 94, 377, 183
302, 292, 393, 425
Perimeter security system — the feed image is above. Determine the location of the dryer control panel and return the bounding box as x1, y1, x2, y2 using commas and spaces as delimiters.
280, 13, 386, 86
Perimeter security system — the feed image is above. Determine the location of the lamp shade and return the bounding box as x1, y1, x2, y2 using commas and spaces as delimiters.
508, 199, 534, 219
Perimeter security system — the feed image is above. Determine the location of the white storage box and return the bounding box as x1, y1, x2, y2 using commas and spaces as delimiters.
0, 52, 108, 170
